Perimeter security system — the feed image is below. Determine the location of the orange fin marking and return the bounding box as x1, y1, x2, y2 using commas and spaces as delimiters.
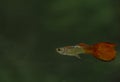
77, 43, 94, 54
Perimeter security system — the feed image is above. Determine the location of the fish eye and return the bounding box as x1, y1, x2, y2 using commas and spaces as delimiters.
57, 48, 61, 51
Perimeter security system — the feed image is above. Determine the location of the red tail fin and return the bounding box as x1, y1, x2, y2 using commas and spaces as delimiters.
92, 42, 116, 61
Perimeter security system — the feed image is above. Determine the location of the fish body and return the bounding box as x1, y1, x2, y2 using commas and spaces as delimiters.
56, 45, 85, 59
56, 42, 116, 61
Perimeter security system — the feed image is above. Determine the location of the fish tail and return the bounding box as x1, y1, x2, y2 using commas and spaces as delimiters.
91, 42, 116, 61
78, 42, 116, 61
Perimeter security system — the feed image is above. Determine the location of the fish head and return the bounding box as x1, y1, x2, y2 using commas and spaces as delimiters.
56, 47, 66, 55
56, 46, 74, 56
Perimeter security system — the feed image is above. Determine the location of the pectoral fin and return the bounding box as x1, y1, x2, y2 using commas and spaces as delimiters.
75, 55, 81, 59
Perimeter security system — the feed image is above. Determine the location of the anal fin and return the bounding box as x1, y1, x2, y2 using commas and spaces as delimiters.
75, 55, 81, 59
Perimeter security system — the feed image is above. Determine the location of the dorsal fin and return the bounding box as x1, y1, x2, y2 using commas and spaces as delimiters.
77, 43, 89, 48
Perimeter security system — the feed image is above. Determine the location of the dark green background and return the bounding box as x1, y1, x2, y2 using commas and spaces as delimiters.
0, 0, 120, 82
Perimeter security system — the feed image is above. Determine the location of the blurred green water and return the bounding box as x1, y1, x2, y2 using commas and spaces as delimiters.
0, 0, 120, 82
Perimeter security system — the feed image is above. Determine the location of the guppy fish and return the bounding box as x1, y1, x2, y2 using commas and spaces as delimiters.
56, 42, 116, 61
